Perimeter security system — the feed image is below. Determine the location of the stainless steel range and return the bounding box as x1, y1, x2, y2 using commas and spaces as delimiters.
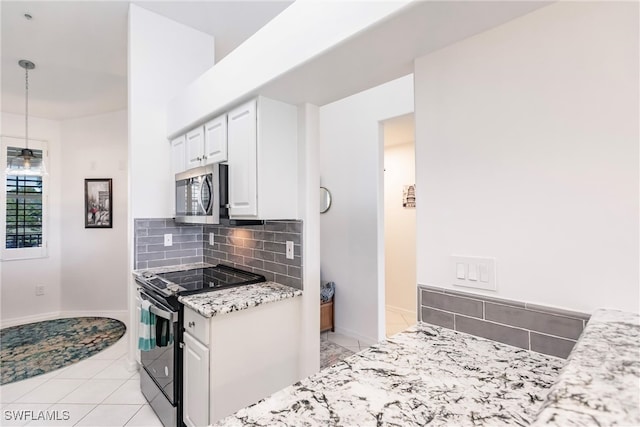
134, 264, 265, 427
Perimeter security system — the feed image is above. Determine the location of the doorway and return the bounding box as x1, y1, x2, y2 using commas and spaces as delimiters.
382, 113, 417, 337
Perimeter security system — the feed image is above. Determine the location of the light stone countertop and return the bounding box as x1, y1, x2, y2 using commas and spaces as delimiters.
178, 281, 303, 318
532, 308, 640, 426
215, 322, 564, 426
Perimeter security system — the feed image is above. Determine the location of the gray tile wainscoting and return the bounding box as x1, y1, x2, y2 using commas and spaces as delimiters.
204, 221, 303, 290
418, 285, 590, 359
134, 219, 204, 270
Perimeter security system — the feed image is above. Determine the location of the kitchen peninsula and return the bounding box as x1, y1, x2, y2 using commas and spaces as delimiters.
216, 309, 640, 426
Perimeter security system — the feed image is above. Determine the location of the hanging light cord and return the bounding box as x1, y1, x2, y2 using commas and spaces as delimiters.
24, 64, 29, 149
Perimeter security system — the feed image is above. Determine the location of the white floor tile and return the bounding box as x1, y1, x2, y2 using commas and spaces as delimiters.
401, 313, 417, 326
94, 358, 137, 380
124, 405, 163, 427
55, 360, 114, 380
91, 338, 128, 361
25, 403, 96, 426
15, 379, 86, 404
0, 377, 49, 403
102, 380, 146, 405
386, 322, 410, 337
75, 404, 142, 427
0, 403, 52, 426
326, 332, 359, 348
58, 380, 126, 404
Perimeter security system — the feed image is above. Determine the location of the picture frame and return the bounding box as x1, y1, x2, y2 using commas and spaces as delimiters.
84, 178, 112, 228
402, 184, 416, 208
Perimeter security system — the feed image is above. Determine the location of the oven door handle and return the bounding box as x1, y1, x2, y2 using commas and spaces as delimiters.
149, 305, 178, 322
139, 292, 178, 322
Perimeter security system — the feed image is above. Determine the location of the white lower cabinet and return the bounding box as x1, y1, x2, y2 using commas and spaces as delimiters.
181, 297, 302, 425
183, 331, 210, 427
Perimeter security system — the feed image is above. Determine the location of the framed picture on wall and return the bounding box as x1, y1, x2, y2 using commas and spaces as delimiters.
403, 184, 416, 208
85, 178, 113, 228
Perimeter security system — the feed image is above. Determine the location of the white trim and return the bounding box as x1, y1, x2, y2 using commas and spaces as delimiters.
0, 310, 129, 329
0, 136, 49, 261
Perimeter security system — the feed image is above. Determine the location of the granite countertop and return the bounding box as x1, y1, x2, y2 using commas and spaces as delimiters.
178, 282, 303, 318
132, 262, 215, 276
215, 322, 564, 426
532, 309, 640, 426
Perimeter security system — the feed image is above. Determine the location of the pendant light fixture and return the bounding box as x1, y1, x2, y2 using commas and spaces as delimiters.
6, 59, 47, 176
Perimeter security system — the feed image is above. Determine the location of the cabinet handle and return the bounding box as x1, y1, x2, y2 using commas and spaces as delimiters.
188, 321, 195, 328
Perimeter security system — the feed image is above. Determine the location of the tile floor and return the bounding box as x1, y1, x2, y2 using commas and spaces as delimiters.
385, 307, 417, 337
320, 307, 417, 356
0, 334, 162, 427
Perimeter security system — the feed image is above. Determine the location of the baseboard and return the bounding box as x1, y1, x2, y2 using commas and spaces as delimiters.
385, 304, 417, 320
0, 310, 129, 329
0, 311, 61, 329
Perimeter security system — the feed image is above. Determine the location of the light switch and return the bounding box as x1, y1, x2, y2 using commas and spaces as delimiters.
468, 263, 478, 281
450, 255, 496, 291
479, 263, 489, 282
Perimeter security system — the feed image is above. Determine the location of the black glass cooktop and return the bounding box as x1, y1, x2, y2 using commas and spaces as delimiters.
156, 264, 265, 295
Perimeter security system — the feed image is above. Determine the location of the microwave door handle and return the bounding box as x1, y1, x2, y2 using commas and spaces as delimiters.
197, 177, 206, 214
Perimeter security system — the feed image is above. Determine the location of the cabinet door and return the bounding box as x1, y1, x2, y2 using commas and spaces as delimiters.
204, 115, 227, 164
170, 135, 187, 176
186, 126, 205, 170
227, 99, 258, 217
183, 332, 210, 427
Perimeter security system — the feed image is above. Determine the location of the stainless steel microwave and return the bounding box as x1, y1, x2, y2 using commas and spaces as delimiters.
175, 164, 228, 224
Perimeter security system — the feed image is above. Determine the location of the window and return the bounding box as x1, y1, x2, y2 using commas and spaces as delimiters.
1, 137, 48, 260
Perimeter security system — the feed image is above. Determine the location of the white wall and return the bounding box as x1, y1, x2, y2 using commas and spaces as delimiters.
60, 110, 128, 313
128, 4, 216, 220
414, 2, 639, 313
297, 103, 320, 377
167, 1, 412, 137
319, 75, 414, 343
384, 142, 416, 315
127, 4, 216, 365
1, 113, 62, 323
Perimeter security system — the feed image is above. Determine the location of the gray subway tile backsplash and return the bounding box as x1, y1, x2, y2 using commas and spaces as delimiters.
455, 315, 530, 350
420, 290, 483, 319
530, 332, 575, 359
485, 302, 583, 340
421, 307, 455, 329
418, 284, 590, 359
134, 219, 303, 290
203, 220, 303, 290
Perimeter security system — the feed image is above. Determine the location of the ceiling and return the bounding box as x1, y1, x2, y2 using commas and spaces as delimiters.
1, 1, 292, 120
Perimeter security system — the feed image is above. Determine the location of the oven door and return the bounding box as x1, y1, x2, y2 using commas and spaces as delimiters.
138, 290, 179, 404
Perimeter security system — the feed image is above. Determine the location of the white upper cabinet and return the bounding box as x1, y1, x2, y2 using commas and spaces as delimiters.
204, 115, 228, 164
227, 97, 298, 220
186, 126, 205, 170
227, 100, 258, 217
171, 135, 187, 176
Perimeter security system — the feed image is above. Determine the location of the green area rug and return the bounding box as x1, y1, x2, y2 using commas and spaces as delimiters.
0, 317, 126, 385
